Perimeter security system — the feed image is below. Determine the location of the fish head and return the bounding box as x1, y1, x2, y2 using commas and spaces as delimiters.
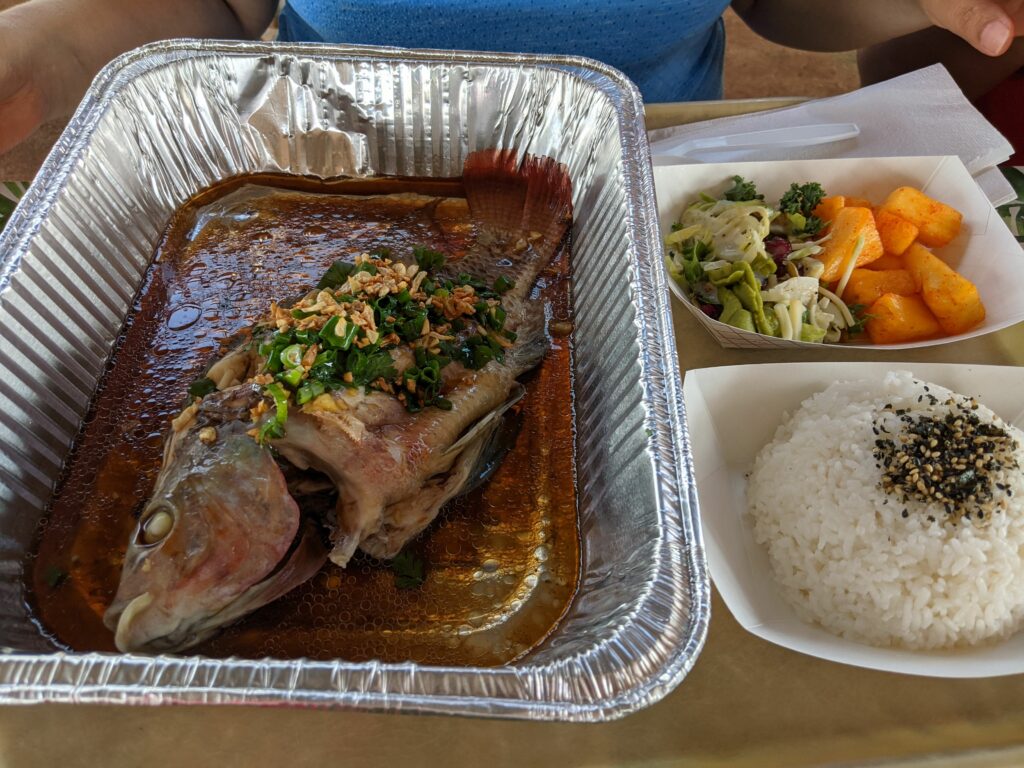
104, 421, 325, 653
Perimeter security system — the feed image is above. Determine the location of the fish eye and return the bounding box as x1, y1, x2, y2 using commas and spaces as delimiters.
138, 509, 174, 546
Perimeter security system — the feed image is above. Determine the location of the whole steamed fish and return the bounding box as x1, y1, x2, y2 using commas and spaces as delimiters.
104, 151, 573, 653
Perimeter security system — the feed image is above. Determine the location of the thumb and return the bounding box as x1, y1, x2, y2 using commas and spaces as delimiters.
920, 0, 1016, 56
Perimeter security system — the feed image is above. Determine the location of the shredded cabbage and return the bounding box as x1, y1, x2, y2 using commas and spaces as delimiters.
678, 199, 773, 264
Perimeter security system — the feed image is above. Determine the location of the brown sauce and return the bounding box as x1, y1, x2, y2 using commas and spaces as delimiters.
26, 174, 580, 665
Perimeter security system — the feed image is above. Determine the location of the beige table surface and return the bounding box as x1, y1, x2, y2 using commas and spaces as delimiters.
3, 100, 1024, 768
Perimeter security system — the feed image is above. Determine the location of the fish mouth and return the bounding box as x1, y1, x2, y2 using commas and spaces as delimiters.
111, 592, 154, 652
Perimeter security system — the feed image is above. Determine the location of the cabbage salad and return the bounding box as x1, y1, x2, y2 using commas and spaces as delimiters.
665, 176, 861, 343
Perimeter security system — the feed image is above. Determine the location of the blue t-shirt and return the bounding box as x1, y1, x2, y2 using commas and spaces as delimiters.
278, 0, 730, 102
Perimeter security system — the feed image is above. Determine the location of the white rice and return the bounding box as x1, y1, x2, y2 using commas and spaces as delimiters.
747, 371, 1024, 650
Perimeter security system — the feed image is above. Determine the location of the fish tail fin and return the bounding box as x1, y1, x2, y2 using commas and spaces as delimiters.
458, 150, 573, 294
463, 150, 573, 251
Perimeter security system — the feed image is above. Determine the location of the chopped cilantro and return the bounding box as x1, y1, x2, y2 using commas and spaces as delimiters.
847, 303, 873, 335
493, 275, 515, 294
390, 550, 425, 589
43, 565, 67, 589
317, 259, 355, 290
187, 377, 216, 400
346, 348, 397, 387
413, 245, 445, 272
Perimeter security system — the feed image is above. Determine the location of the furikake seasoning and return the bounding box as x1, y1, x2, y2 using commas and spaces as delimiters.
244, 246, 516, 443
873, 393, 1020, 523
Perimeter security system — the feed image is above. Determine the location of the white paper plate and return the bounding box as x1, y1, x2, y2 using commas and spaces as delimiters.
655, 156, 1024, 349
684, 361, 1024, 677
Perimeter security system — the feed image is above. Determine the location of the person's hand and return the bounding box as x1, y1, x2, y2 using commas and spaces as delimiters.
919, 0, 1024, 56
0, 18, 62, 155
0, 0, 274, 156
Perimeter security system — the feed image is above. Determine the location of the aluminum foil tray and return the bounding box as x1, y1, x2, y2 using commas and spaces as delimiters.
0, 40, 708, 721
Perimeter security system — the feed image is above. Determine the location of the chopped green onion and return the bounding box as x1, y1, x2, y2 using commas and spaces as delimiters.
280, 344, 304, 369
265, 382, 289, 424
313, 349, 336, 367
257, 418, 284, 444
278, 367, 305, 388
320, 316, 358, 350
296, 380, 326, 405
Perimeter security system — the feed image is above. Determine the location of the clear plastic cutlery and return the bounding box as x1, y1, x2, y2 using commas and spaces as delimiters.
650, 122, 860, 164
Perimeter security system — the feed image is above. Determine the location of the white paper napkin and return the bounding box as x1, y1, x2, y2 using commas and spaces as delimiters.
648, 65, 1015, 206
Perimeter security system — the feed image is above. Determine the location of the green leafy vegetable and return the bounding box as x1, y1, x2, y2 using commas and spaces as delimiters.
43, 565, 67, 589
390, 550, 425, 589
317, 260, 356, 290
799, 323, 827, 343
779, 182, 826, 235
0, 181, 27, 235
347, 348, 397, 387
723, 175, 764, 202
187, 377, 216, 400
708, 261, 779, 337
413, 245, 446, 272
493, 275, 515, 294
847, 303, 873, 335
667, 238, 711, 289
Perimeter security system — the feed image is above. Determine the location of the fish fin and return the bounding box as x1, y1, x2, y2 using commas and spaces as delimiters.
442, 383, 525, 459
456, 150, 572, 292
456, 395, 524, 498
463, 150, 572, 251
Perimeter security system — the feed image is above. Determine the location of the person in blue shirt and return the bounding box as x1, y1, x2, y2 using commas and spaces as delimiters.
0, 0, 1021, 154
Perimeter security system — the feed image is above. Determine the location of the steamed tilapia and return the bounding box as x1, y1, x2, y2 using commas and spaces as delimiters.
104, 150, 573, 653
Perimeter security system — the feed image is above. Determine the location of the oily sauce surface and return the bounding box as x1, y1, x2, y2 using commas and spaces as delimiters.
27, 174, 579, 665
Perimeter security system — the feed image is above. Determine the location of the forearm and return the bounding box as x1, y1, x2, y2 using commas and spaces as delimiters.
0, 0, 276, 119
731, 0, 933, 52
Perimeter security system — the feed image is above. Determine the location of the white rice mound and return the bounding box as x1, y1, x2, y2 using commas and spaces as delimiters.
747, 371, 1024, 650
